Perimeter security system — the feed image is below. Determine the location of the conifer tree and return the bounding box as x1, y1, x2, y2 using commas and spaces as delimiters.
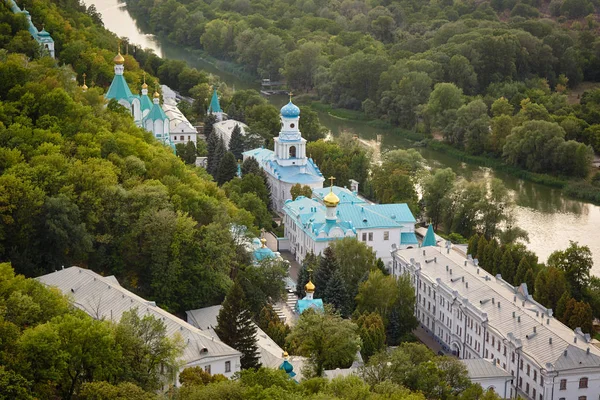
297, 253, 318, 298
467, 234, 479, 256
323, 269, 350, 317
217, 151, 238, 185
257, 304, 290, 348
476, 235, 487, 265
514, 257, 531, 285
491, 247, 503, 275
203, 113, 216, 137
500, 248, 516, 282
556, 292, 571, 321
215, 281, 261, 369
524, 268, 536, 294
207, 133, 225, 177
483, 240, 497, 272
314, 247, 338, 298
229, 124, 245, 160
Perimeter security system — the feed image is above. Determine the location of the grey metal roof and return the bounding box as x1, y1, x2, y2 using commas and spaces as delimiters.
462, 358, 513, 380
186, 305, 291, 369
37, 267, 241, 367
395, 247, 600, 371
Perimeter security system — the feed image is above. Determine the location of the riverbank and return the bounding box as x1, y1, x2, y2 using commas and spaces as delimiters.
309, 102, 600, 204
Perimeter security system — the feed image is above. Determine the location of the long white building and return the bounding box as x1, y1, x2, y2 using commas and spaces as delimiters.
37, 267, 241, 386
392, 245, 600, 400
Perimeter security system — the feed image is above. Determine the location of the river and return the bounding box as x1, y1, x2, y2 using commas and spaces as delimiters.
85, 0, 600, 274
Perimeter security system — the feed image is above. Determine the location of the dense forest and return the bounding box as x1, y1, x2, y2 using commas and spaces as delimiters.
125, 0, 600, 198
0, 0, 291, 317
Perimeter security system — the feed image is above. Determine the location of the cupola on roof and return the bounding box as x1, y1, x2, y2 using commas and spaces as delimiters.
281, 100, 300, 118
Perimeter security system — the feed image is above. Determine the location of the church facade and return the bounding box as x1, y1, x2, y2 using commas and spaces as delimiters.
243, 100, 325, 212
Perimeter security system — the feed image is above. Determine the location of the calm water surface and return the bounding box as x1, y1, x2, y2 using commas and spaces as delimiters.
84, 0, 600, 274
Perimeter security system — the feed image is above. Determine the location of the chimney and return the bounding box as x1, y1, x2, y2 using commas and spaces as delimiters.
446, 265, 449, 271
477, 268, 480, 274
533, 326, 536, 333
498, 302, 501, 308
564, 350, 568, 357
574, 337, 577, 344
587, 347, 590, 355
549, 337, 552, 345
547, 319, 550, 325
423, 250, 426, 256
513, 295, 517, 302
512, 312, 516, 318
461, 276, 464, 282
464, 261, 467, 266
465, 282, 469, 289
517, 316, 521, 323
492, 298, 495, 304
450, 269, 453, 275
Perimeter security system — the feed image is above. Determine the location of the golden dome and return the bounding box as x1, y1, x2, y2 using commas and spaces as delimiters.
113, 52, 125, 65
282, 351, 289, 358
305, 280, 315, 293
81, 83, 88, 90
153, 91, 160, 99
260, 237, 267, 248
141, 82, 148, 89
323, 190, 340, 207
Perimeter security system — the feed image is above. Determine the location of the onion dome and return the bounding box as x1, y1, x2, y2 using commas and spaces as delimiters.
81, 73, 88, 91
113, 52, 125, 65
305, 280, 315, 293
142, 82, 148, 89
323, 190, 340, 207
153, 91, 160, 99
280, 100, 300, 118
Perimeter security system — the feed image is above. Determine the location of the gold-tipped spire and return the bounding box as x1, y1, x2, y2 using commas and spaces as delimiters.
113, 40, 125, 65
289, 91, 293, 102
141, 71, 148, 89
305, 268, 315, 293
81, 73, 88, 91
153, 85, 160, 99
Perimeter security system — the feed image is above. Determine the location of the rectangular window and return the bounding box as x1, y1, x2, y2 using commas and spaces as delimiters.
362, 233, 367, 241
492, 336, 494, 346
526, 383, 529, 394
526, 364, 530, 376
520, 360, 523, 371
579, 377, 588, 388
519, 377, 522, 388
560, 379, 567, 390
540, 377, 544, 386
384, 231, 389, 240
204, 365, 211, 374
225, 361, 231, 372
534, 370, 537, 382
368, 232, 373, 241
533, 389, 536, 399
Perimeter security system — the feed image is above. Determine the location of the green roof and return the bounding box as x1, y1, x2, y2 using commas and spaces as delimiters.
145, 102, 168, 121
140, 94, 153, 112
105, 74, 134, 101
208, 88, 221, 113
422, 224, 437, 247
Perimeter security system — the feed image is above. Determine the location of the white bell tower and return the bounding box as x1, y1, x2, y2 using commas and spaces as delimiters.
274, 96, 307, 167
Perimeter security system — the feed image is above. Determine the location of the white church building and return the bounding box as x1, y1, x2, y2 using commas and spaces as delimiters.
282, 184, 418, 265
104, 47, 173, 149
243, 99, 325, 212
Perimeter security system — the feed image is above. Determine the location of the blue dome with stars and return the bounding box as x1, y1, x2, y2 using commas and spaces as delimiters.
281, 101, 300, 118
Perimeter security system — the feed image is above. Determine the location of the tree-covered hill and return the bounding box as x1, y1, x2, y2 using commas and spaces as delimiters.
0, 0, 261, 314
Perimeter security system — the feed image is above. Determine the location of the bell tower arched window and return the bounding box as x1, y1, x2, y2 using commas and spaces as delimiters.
289, 146, 296, 158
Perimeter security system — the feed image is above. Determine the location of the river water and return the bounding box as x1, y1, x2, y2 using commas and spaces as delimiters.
86, 0, 600, 273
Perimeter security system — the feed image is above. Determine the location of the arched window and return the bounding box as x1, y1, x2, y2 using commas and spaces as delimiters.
180, 135, 184, 141
579, 377, 588, 388
289, 146, 296, 158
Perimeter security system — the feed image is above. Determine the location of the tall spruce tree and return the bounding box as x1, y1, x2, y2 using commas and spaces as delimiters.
514, 257, 531, 285
297, 253, 318, 298
467, 234, 479, 256
476, 235, 488, 265
500, 248, 516, 282
217, 151, 238, 185
492, 247, 503, 275
323, 269, 350, 317
314, 247, 338, 298
229, 124, 245, 160
215, 281, 261, 369
524, 268, 536, 293
204, 114, 217, 138
207, 132, 225, 177
482, 240, 497, 272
